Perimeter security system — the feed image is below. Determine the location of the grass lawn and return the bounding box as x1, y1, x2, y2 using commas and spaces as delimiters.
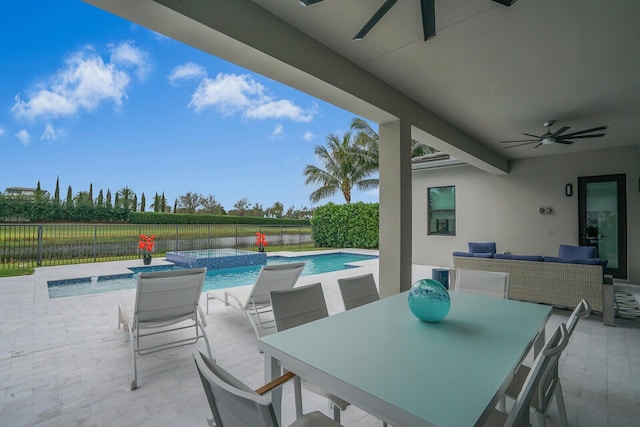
0, 268, 34, 278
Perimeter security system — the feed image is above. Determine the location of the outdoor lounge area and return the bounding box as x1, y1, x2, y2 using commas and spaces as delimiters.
0, 253, 639, 426
3, 1, 639, 425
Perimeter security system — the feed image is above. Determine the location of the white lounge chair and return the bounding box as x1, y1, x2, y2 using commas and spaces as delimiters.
118, 267, 211, 390
206, 262, 305, 340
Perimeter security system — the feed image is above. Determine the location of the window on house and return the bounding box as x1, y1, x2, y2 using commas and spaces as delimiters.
428, 186, 455, 235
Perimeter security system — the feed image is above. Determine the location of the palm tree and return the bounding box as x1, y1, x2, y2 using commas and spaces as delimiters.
116, 186, 136, 210
303, 131, 377, 204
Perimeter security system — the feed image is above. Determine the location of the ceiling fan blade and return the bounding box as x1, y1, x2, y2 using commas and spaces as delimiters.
353, 0, 398, 41
522, 133, 542, 139
558, 133, 606, 140
556, 140, 575, 145
533, 143, 543, 148
560, 126, 608, 138
503, 141, 539, 148
420, 0, 436, 41
300, 0, 324, 5
499, 139, 539, 143
550, 126, 570, 138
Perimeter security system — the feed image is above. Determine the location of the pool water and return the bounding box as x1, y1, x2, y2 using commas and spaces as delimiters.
48, 252, 377, 298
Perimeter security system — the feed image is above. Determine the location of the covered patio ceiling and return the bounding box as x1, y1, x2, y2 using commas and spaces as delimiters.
85, 0, 640, 169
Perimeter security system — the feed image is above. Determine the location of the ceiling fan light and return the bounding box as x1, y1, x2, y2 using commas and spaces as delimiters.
492, 0, 518, 6
300, 0, 323, 6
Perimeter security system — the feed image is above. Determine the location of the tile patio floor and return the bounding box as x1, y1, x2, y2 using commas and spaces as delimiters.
0, 252, 639, 426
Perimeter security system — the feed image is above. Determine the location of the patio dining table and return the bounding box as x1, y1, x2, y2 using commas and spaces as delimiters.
259, 291, 551, 427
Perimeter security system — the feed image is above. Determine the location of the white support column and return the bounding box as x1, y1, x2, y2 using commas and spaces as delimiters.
378, 120, 412, 297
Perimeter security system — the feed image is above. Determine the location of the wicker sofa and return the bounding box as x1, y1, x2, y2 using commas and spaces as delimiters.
453, 255, 614, 325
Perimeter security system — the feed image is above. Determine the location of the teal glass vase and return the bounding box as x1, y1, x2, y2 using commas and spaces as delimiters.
408, 279, 451, 322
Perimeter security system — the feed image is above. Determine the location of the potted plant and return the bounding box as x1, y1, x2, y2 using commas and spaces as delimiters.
255, 232, 268, 252
138, 234, 156, 265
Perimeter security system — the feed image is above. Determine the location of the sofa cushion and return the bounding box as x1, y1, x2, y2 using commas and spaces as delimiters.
558, 244, 597, 259
472, 252, 495, 258
453, 251, 494, 258
453, 251, 474, 257
494, 253, 542, 261
544, 256, 607, 268
468, 242, 496, 254
512, 255, 543, 262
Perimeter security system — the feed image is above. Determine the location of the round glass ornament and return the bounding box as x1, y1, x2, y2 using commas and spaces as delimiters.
407, 278, 451, 322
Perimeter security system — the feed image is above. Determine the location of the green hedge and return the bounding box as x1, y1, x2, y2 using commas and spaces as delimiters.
311, 202, 378, 248
129, 212, 310, 226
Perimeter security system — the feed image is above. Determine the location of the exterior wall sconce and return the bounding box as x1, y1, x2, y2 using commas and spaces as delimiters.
565, 183, 573, 197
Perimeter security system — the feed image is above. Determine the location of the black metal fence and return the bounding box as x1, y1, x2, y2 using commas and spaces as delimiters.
0, 223, 313, 270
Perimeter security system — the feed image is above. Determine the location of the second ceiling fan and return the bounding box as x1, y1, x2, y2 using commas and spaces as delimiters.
499, 121, 608, 149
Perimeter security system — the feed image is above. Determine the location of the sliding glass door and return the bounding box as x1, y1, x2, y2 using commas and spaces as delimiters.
578, 174, 627, 279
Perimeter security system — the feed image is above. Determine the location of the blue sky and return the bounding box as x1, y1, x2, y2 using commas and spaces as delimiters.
0, 1, 378, 211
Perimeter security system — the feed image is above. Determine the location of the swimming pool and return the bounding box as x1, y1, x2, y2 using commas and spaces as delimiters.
47, 252, 378, 299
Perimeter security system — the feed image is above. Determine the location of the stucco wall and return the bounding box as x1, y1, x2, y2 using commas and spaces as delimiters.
412, 145, 639, 283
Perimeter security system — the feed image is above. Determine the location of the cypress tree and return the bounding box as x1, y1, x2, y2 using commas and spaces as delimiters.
133, 194, 138, 212
106, 189, 112, 208
66, 186, 73, 206
173, 199, 177, 213
54, 176, 60, 204
161, 192, 167, 212
36, 180, 42, 193
114, 193, 120, 208
88, 184, 93, 205
140, 193, 146, 212
97, 189, 104, 206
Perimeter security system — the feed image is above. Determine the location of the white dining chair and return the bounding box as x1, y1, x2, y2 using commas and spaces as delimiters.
270, 283, 388, 426
338, 273, 380, 310
484, 324, 570, 427
502, 299, 591, 427
454, 268, 509, 299
270, 283, 349, 422
194, 351, 342, 427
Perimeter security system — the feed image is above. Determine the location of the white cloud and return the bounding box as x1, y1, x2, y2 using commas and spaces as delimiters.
0, 128, 5, 138
303, 131, 315, 142
109, 41, 150, 79
12, 43, 150, 121
271, 124, 284, 140
245, 99, 314, 122
189, 73, 265, 114
41, 123, 62, 141
188, 73, 316, 122
168, 62, 207, 85
15, 129, 30, 145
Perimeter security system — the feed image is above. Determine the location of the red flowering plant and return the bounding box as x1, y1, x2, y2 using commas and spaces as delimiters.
255, 232, 268, 252
138, 234, 156, 260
